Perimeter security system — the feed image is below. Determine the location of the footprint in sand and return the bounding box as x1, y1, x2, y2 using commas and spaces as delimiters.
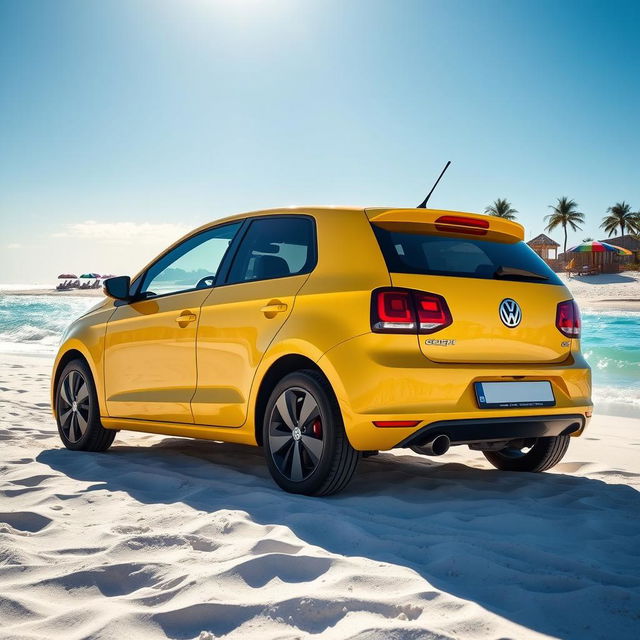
0, 511, 52, 533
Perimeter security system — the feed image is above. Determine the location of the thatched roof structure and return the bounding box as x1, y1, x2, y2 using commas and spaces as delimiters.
527, 233, 560, 248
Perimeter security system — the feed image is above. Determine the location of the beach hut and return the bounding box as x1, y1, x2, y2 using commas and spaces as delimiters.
527, 234, 560, 269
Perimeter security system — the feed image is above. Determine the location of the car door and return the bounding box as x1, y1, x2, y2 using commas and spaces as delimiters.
103, 222, 242, 423
192, 215, 316, 427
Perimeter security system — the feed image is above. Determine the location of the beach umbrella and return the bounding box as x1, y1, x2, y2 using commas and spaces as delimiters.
609, 245, 633, 256
79, 272, 101, 278
567, 240, 630, 255
57, 273, 77, 279
100, 274, 116, 279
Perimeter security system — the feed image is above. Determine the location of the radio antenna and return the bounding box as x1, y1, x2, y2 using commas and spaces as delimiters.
417, 161, 451, 208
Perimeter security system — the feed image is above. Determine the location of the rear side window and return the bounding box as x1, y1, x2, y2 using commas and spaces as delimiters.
372, 226, 562, 285
227, 216, 316, 284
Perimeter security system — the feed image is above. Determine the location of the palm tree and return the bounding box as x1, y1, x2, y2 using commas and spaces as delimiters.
600, 201, 640, 237
545, 197, 585, 258
484, 198, 518, 220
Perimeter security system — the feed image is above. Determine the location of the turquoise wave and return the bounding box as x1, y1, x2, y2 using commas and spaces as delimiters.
0, 294, 97, 354
581, 311, 640, 388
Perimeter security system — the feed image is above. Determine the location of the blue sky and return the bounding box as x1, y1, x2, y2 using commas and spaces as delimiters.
1, 0, 639, 282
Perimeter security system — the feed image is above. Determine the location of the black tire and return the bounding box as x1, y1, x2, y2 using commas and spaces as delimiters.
262, 370, 360, 496
483, 435, 570, 472
55, 359, 115, 452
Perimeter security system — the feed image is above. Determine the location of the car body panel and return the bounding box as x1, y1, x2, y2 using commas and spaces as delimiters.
103, 289, 212, 422
317, 333, 591, 450
192, 274, 309, 426
51, 302, 115, 416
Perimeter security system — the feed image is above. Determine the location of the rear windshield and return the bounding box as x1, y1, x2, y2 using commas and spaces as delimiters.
372, 226, 562, 285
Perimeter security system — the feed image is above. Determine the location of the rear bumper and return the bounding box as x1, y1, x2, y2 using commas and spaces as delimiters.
396, 414, 585, 448
317, 333, 592, 451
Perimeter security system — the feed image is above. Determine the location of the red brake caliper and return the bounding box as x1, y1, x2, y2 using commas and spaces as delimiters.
312, 418, 322, 437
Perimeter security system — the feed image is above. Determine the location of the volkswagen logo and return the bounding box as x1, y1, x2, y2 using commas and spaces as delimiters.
499, 298, 522, 328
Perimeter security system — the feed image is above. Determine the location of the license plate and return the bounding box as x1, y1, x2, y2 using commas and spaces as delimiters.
474, 381, 556, 409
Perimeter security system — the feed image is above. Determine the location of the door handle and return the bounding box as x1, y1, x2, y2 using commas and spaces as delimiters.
260, 301, 288, 318
175, 312, 197, 324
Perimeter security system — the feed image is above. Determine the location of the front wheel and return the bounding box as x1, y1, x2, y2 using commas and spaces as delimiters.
55, 359, 115, 452
483, 435, 570, 472
263, 370, 360, 496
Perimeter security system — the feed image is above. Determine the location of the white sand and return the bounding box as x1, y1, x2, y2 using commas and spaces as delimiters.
1, 354, 639, 639
561, 271, 640, 311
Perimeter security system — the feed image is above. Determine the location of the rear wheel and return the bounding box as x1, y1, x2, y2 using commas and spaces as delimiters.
483, 435, 570, 472
55, 359, 115, 452
263, 370, 360, 496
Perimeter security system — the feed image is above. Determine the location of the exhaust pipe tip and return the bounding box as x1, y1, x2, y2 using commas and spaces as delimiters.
410, 434, 450, 457
431, 434, 451, 456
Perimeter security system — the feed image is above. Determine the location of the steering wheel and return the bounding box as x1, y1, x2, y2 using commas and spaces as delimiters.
195, 275, 216, 289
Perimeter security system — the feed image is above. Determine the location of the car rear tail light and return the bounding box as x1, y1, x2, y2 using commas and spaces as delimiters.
414, 292, 452, 332
372, 288, 452, 335
435, 215, 489, 236
373, 289, 416, 333
556, 300, 581, 338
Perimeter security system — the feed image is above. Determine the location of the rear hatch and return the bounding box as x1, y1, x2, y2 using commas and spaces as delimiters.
368, 208, 573, 364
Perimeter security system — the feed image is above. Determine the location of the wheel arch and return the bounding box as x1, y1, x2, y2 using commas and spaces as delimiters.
52, 343, 102, 416
254, 354, 332, 446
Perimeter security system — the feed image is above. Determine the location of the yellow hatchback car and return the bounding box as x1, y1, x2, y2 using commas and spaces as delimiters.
52, 207, 592, 495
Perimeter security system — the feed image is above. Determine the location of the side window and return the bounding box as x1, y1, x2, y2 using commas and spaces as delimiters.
141, 222, 242, 297
227, 217, 315, 284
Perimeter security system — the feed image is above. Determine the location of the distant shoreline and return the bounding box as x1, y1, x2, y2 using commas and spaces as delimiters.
0, 288, 105, 297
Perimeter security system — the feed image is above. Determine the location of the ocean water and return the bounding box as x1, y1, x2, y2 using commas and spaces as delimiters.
0, 292, 638, 417
0, 294, 98, 355
581, 309, 640, 417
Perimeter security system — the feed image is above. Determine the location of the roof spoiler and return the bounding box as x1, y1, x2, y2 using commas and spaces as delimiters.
366, 208, 525, 243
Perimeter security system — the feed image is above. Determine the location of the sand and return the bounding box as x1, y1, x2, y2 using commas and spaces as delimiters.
560, 272, 640, 311
1, 353, 639, 640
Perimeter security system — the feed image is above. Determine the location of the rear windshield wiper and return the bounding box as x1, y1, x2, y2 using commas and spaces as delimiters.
494, 266, 549, 281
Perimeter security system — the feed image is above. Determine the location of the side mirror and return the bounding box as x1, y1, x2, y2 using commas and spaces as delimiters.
103, 276, 132, 301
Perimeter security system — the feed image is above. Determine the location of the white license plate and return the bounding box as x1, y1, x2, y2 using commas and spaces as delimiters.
475, 381, 555, 409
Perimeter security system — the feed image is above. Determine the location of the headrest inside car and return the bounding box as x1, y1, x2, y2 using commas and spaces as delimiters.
253, 255, 291, 279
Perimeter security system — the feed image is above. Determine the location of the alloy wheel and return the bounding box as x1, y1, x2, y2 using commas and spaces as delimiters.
58, 370, 90, 443
268, 386, 325, 482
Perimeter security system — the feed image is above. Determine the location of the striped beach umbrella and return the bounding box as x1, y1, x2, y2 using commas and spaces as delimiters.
567, 240, 631, 255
